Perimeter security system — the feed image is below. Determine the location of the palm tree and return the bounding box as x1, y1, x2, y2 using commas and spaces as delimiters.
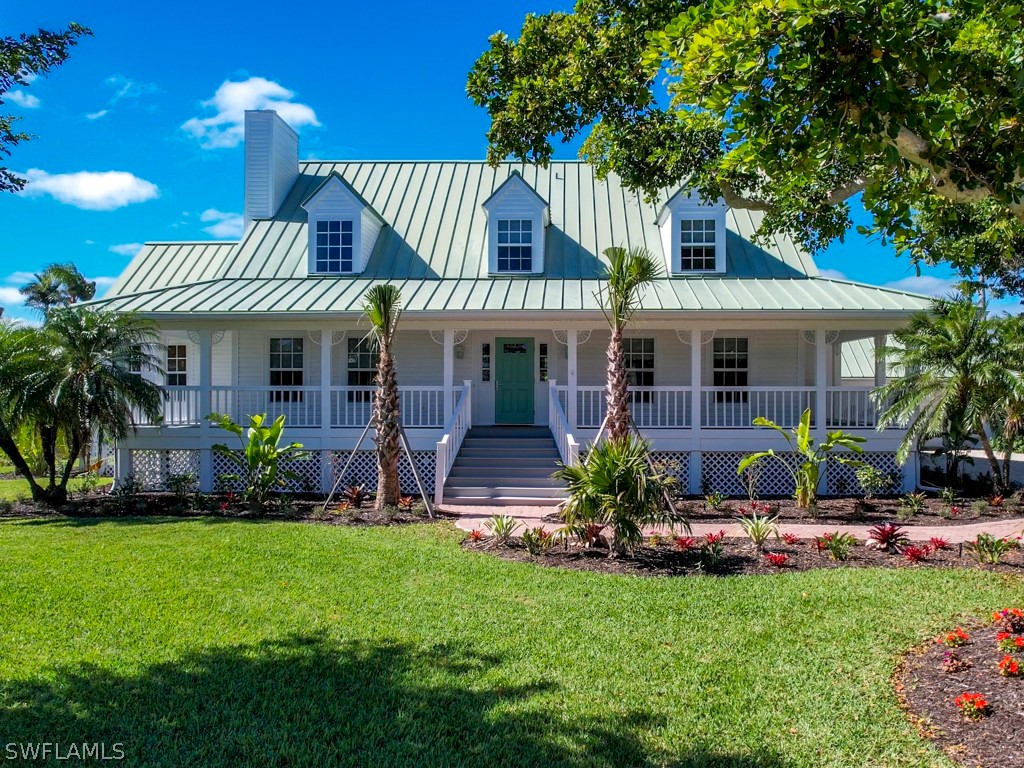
596, 246, 663, 442
4, 308, 162, 505
0, 320, 48, 498
876, 297, 1021, 493
362, 284, 403, 509
20, 262, 96, 316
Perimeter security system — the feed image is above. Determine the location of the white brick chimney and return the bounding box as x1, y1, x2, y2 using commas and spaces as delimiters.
244, 110, 299, 227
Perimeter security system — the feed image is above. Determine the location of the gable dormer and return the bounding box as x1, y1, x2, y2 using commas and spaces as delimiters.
301, 172, 385, 276
657, 190, 727, 276
482, 171, 549, 275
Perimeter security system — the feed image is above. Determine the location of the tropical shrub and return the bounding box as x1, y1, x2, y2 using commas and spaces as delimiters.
110, 474, 143, 514
971, 500, 988, 515
703, 490, 727, 511
938, 628, 970, 648
988, 494, 1005, 507
485, 514, 519, 547
867, 523, 909, 553
855, 465, 895, 500
816, 531, 856, 561
900, 491, 927, 519
207, 413, 305, 512
75, 471, 102, 497
398, 495, 415, 512
940, 487, 957, 506
966, 533, 1015, 564
997, 655, 1020, 677
554, 434, 685, 556
167, 472, 197, 506
521, 526, 554, 556
737, 409, 865, 509
953, 692, 989, 721
736, 512, 779, 553
343, 484, 369, 509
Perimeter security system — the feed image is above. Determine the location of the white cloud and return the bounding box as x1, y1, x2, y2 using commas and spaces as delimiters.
7, 90, 40, 109
19, 169, 159, 210
0, 287, 24, 306
881, 275, 959, 297
200, 208, 245, 239
104, 74, 159, 104
818, 268, 848, 281
86, 109, 108, 120
109, 242, 143, 256
181, 77, 319, 149
4, 271, 35, 286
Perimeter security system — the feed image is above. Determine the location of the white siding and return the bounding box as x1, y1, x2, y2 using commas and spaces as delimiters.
237, 331, 321, 387
244, 111, 298, 225
578, 330, 691, 386
303, 177, 382, 274
330, 330, 441, 386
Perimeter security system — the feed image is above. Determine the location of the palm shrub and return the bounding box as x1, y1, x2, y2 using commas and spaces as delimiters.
595, 246, 662, 441
554, 434, 683, 556
361, 284, 403, 509
876, 297, 1024, 494
736, 512, 779, 553
737, 409, 865, 509
207, 413, 305, 513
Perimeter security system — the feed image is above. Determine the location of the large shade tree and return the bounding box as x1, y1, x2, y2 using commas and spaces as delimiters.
876, 297, 1024, 494
597, 246, 662, 442
468, 0, 1024, 293
362, 284, 403, 509
0, 308, 161, 505
2, 23, 91, 193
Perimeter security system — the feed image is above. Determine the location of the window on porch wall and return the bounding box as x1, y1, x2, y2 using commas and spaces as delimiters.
623, 338, 654, 403
269, 337, 303, 402
713, 337, 749, 403
166, 344, 187, 386
347, 338, 378, 403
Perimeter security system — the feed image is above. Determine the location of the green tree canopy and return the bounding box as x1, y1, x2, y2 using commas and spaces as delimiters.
19, 262, 96, 316
1, 22, 91, 193
468, 0, 1024, 292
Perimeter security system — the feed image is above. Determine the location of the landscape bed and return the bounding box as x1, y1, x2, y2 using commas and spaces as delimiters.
0, 518, 1021, 767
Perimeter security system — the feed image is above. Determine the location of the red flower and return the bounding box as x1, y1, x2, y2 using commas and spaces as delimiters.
998, 655, 1020, 677
937, 627, 969, 648
705, 530, 726, 545
764, 552, 789, 568
954, 692, 990, 720
929, 537, 950, 551
782, 533, 801, 545
467, 529, 486, 542
674, 536, 697, 551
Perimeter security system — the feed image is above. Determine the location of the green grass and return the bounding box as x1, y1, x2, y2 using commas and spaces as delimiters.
0, 475, 112, 501
0, 519, 1019, 767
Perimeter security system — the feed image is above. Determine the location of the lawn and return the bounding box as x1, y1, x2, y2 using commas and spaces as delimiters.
0, 519, 1018, 767
0, 475, 111, 501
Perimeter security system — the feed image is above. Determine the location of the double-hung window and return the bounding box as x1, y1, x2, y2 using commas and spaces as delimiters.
269, 337, 304, 402
712, 337, 749, 403
166, 344, 187, 386
679, 219, 717, 271
347, 338, 378, 403
315, 219, 354, 273
623, 338, 654, 402
496, 219, 533, 272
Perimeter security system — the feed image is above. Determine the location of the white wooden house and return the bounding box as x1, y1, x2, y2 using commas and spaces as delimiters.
95, 110, 930, 504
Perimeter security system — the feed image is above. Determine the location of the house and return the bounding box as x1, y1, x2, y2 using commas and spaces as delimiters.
95, 110, 930, 505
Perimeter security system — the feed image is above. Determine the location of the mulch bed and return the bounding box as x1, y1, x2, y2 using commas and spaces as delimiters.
542, 496, 1024, 527
0, 493, 448, 527
465, 537, 1024, 578
897, 618, 1024, 768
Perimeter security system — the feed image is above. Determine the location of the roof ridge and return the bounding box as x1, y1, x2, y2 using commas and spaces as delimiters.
297, 159, 591, 165
810, 275, 932, 300
142, 240, 238, 246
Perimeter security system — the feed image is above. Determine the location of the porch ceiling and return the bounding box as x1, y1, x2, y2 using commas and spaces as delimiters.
90, 275, 930, 316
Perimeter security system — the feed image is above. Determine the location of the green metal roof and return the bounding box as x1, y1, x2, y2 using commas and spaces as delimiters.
98, 161, 931, 316
841, 337, 903, 379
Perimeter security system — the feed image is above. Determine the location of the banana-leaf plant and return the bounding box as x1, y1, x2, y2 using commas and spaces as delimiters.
207, 412, 305, 513
737, 409, 865, 509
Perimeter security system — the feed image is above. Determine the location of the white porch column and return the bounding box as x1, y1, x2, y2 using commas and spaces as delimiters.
443, 329, 455, 422
567, 329, 578, 429
814, 328, 829, 494
320, 327, 333, 493
873, 333, 887, 387
688, 329, 703, 495
197, 329, 213, 492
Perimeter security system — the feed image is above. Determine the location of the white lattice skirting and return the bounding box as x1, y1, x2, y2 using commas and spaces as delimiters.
131, 449, 201, 491
330, 450, 435, 495
700, 450, 900, 497
650, 451, 690, 494
211, 450, 323, 493
827, 452, 902, 495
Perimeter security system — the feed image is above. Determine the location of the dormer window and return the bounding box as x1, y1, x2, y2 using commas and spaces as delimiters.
482, 171, 549, 275
679, 219, 717, 271
658, 191, 727, 275
497, 219, 533, 272
315, 220, 354, 273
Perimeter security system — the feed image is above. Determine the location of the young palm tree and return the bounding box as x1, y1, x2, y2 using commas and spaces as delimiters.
362, 284, 403, 509
876, 297, 1020, 493
20, 263, 96, 316
597, 246, 663, 442
10, 308, 162, 504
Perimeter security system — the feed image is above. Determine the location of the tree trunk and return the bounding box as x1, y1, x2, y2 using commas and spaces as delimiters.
374, 347, 401, 509
0, 422, 46, 501
605, 326, 630, 442
976, 428, 1006, 494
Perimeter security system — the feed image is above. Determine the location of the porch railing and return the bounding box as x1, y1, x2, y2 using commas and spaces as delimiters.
159, 386, 201, 426
701, 387, 815, 429
576, 386, 693, 429
211, 386, 322, 428
435, 380, 473, 504
330, 386, 448, 428
826, 387, 891, 429
548, 380, 579, 466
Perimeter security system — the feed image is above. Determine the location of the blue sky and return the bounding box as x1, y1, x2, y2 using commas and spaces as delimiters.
1, 1, 983, 322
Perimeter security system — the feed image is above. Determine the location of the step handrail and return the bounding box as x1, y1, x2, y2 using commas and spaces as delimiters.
434, 380, 473, 504
548, 380, 580, 467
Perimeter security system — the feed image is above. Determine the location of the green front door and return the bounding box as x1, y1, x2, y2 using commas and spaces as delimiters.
495, 338, 535, 424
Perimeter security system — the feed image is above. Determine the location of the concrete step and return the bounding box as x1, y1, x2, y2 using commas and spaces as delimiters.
458, 447, 560, 459
444, 485, 567, 498
466, 426, 553, 439
442, 495, 565, 507
448, 465, 557, 479
454, 456, 563, 469
462, 437, 556, 450
447, 475, 564, 488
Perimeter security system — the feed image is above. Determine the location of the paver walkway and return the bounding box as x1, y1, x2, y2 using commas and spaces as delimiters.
441, 504, 1024, 544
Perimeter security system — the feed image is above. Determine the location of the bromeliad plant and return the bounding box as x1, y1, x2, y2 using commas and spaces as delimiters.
737, 409, 865, 509
966, 533, 1016, 564
207, 413, 305, 513
736, 511, 779, 553
868, 523, 910, 554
